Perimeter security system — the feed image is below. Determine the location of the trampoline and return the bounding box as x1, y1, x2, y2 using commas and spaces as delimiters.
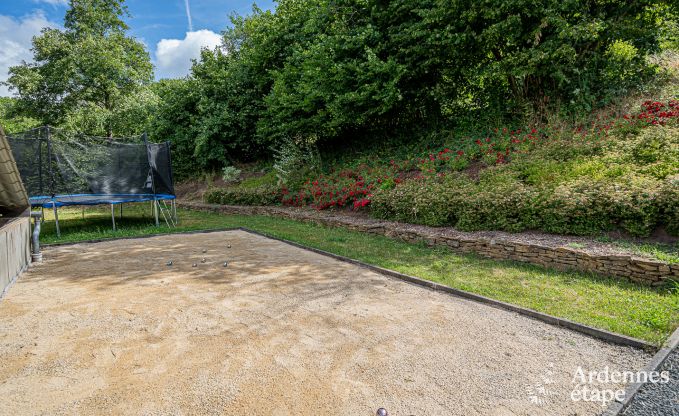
7, 126, 177, 237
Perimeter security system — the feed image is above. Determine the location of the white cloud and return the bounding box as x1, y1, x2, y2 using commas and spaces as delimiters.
0, 12, 58, 97
154, 30, 221, 79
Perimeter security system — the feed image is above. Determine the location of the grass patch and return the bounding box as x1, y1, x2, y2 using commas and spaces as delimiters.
38, 205, 679, 346
598, 238, 679, 264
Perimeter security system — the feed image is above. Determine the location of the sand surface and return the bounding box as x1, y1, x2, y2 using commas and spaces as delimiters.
0, 230, 650, 415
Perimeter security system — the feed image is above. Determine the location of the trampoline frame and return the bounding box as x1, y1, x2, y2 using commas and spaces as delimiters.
30, 193, 177, 238
8, 126, 178, 238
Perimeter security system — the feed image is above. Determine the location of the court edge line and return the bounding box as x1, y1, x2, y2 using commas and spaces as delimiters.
43, 227, 658, 351
237, 228, 655, 351
42, 226, 655, 351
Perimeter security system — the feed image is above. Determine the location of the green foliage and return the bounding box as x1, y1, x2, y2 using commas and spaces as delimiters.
221, 166, 242, 182
239, 171, 278, 188
147, 79, 200, 180
372, 118, 679, 237
0, 97, 39, 133
189, 8, 283, 166
4, 0, 153, 136
372, 173, 669, 237
660, 175, 679, 235
204, 186, 281, 206
169, 0, 670, 169
273, 135, 322, 188
62, 87, 159, 136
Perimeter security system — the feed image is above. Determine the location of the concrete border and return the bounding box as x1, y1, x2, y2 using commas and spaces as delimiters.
603, 326, 679, 415
40, 226, 657, 351
236, 228, 655, 351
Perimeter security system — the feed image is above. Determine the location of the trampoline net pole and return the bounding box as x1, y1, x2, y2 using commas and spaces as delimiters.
154, 199, 159, 226
53, 204, 60, 238
111, 204, 116, 231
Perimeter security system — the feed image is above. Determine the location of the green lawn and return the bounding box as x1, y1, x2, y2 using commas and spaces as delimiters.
37, 205, 679, 346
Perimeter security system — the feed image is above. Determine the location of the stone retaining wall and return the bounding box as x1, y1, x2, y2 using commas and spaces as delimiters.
0, 215, 31, 297
181, 202, 678, 286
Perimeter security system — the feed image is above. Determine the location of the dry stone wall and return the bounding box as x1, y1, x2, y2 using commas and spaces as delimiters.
182, 202, 678, 286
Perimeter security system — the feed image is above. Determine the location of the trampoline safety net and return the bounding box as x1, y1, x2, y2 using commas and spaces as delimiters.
6, 126, 175, 206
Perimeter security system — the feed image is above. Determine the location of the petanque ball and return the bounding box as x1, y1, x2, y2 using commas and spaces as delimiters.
376, 409, 388, 416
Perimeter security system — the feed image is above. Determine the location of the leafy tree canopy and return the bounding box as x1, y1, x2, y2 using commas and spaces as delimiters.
180, 0, 670, 171
4, 0, 153, 136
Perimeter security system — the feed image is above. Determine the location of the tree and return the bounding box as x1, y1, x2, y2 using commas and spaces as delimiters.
190, 8, 287, 167
0, 98, 40, 134
147, 79, 200, 180
4, 0, 153, 137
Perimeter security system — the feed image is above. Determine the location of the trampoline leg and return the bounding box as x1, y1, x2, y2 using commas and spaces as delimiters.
53, 205, 60, 238
154, 200, 159, 227
111, 204, 116, 231
41, 207, 45, 223
120, 203, 123, 220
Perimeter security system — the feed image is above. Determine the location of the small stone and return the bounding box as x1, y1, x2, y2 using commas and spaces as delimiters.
192, 263, 197, 268
227, 244, 231, 249
201, 258, 207, 263
223, 262, 228, 267
166, 261, 173, 266
202, 249, 207, 253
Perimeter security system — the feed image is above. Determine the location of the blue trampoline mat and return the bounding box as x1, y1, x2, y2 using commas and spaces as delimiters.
30, 193, 176, 208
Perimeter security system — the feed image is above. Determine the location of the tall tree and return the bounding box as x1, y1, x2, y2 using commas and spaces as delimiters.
4, 0, 153, 137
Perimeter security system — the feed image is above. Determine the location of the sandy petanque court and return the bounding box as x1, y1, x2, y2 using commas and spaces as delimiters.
0, 230, 650, 415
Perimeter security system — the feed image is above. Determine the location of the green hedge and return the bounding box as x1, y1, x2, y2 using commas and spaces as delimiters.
371, 173, 676, 238
660, 175, 679, 235
371, 125, 679, 237
204, 186, 281, 206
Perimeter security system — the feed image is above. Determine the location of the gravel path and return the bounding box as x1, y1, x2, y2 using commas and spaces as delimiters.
623, 349, 679, 416
0, 230, 651, 415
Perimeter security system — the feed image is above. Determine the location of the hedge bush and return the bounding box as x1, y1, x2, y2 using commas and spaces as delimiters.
371, 121, 679, 237
204, 186, 281, 206
660, 175, 679, 235
372, 173, 673, 237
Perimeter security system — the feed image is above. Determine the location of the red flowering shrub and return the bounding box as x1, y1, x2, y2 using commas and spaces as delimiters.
207, 99, 679, 237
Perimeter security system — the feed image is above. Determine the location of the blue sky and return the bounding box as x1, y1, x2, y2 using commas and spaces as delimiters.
0, 0, 276, 96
